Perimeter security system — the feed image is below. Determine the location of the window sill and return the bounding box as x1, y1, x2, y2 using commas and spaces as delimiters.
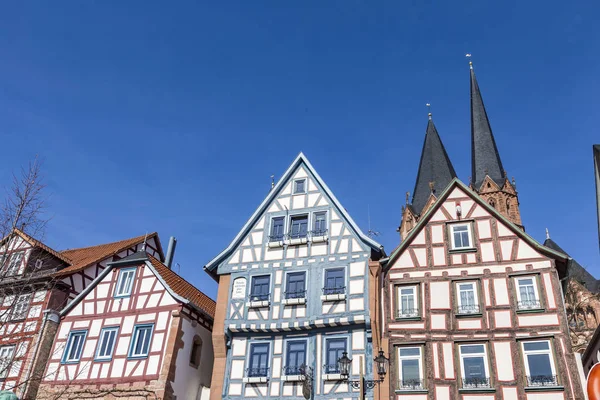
312, 235, 328, 243
243, 377, 269, 383
323, 373, 343, 381
320, 294, 346, 302
455, 312, 483, 318
267, 241, 285, 248
459, 388, 495, 394
449, 247, 478, 254
282, 298, 306, 306
395, 316, 422, 322
395, 389, 428, 394
289, 237, 308, 246
93, 358, 113, 363
516, 308, 546, 314
282, 375, 305, 382
127, 355, 149, 361
60, 360, 81, 365
524, 386, 564, 392
247, 300, 270, 308
114, 294, 132, 299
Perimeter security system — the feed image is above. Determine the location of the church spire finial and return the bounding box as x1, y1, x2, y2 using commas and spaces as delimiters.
466, 53, 473, 69
546, 228, 550, 240
426, 103, 432, 120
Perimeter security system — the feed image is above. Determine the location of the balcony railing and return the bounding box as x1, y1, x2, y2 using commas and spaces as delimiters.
527, 375, 558, 387
323, 364, 340, 374
457, 304, 481, 314
284, 290, 306, 299
310, 229, 328, 237
283, 365, 305, 376
248, 293, 270, 302
322, 286, 345, 296
289, 231, 308, 240
398, 379, 424, 390
397, 308, 419, 319
462, 377, 491, 389
518, 299, 541, 310
246, 367, 269, 377
268, 234, 284, 242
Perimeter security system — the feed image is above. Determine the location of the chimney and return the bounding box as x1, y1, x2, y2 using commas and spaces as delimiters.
165, 237, 177, 269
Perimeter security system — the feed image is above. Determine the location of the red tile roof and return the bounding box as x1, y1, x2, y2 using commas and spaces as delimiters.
11, 229, 72, 265
56, 233, 159, 276
148, 254, 216, 319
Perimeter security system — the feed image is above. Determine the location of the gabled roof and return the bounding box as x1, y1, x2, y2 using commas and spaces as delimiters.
470, 65, 506, 189
544, 237, 599, 292
1, 229, 72, 265
411, 117, 457, 214
61, 252, 215, 320
384, 178, 568, 271
205, 152, 384, 274
56, 232, 163, 276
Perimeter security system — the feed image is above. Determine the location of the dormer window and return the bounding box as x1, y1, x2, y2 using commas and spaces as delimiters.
449, 223, 474, 251
114, 268, 136, 298
293, 179, 306, 194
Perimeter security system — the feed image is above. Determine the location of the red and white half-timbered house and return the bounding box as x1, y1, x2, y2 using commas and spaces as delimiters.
382, 179, 585, 400
0, 229, 162, 399
37, 251, 215, 400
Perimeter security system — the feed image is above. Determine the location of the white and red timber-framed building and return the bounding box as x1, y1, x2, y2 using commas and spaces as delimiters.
380, 62, 585, 400
0, 229, 163, 399
36, 250, 215, 400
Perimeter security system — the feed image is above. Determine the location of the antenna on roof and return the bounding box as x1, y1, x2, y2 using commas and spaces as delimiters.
141, 232, 148, 252
367, 205, 380, 238
176, 262, 181, 274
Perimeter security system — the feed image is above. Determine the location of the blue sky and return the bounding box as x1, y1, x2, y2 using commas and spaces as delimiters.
0, 1, 598, 300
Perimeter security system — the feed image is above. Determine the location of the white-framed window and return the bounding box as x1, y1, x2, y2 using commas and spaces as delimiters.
456, 281, 480, 314
293, 179, 306, 194
11, 293, 31, 320
397, 346, 423, 390
459, 343, 491, 388
128, 324, 153, 358
449, 223, 473, 250
114, 268, 136, 298
62, 331, 87, 363
35, 259, 44, 270
521, 340, 558, 387
247, 342, 271, 377
95, 327, 119, 361
396, 285, 419, 318
0, 345, 15, 379
515, 276, 541, 310
269, 216, 285, 242
5, 252, 24, 276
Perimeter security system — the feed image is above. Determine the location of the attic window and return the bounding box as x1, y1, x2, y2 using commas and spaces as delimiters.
488, 199, 496, 209
448, 223, 474, 251
293, 179, 306, 194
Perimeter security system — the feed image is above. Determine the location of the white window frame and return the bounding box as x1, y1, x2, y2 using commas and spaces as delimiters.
95, 327, 119, 361
0, 345, 15, 379
396, 285, 419, 319
293, 179, 307, 194
5, 252, 24, 276
397, 346, 424, 390
114, 268, 136, 298
456, 281, 480, 314
449, 223, 474, 250
11, 293, 31, 320
458, 343, 490, 388
521, 340, 557, 386
515, 275, 541, 309
129, 324, 154, 359
62, 330, 87, 364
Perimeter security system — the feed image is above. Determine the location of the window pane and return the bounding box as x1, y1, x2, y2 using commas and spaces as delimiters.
527, 354, 553, 377
461, 345, 485, 354
519, 278, 533, 286
270, 217, 285, 240
399, 348, 420, 357
523, 342, 550, 351
401, 359, 420, 381
463, 356, 486, 378
290, 216, 308, 238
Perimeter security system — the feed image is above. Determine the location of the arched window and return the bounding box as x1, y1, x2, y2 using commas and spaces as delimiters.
506, 199, 511, 211
488, 198, 496, 209
190, 335, 202, 368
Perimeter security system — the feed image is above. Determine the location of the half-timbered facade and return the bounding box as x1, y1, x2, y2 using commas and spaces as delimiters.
0, 229, 162, 399
205, 153, 385, 400
383, 179, 585, 400
37, 251, 215, 400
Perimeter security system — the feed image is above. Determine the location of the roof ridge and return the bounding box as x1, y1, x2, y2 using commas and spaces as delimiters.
60, 232, 156, 253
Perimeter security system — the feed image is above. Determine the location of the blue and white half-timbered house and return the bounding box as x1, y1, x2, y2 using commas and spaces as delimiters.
205, 153, 385, 400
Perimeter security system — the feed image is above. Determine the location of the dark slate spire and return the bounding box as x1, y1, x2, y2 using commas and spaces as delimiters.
411, 116, 457, 214
470, 63, 505, 188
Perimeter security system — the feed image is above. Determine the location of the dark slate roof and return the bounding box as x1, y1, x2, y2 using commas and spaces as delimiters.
411, 118, 457, 214
544, 237, 600, 292
470, 67, 506, 189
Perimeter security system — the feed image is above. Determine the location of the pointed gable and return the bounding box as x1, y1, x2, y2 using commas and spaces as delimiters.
204, 153, 384, 276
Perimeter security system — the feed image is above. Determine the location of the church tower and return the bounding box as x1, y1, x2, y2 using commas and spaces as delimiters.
469, 62, 523, 228
399, 113, 457, 240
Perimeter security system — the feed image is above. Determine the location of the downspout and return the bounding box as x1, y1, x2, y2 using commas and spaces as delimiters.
21, 309, 59, 398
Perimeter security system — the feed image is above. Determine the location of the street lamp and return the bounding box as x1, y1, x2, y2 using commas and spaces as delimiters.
338, 349, 389, 390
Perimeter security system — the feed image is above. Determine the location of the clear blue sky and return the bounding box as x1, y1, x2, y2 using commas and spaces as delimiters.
0, 1, 598, 300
